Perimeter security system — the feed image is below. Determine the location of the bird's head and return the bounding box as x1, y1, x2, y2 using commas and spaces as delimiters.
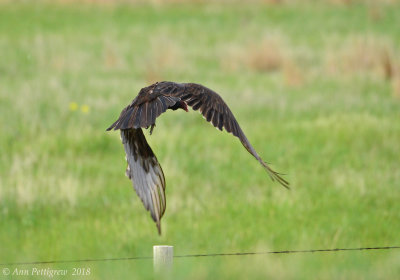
180, 101, 189, 112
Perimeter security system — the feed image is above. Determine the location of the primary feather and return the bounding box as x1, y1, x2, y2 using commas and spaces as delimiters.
107, 81, 289, 234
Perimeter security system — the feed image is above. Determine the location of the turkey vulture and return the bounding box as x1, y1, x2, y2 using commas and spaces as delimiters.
107, 81, 288, 234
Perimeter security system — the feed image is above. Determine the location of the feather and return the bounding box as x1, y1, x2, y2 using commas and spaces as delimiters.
107, 81, 289, 235
128, 107, 139, 128
132, 106, 140, 128
212, 111, 219, 128
192, 100, 202, 111
187, 98, 198, 106
206, 109, 213, 122
121, 128, 166, 235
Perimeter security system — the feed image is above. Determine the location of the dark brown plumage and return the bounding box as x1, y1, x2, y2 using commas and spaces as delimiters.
107, 81, 289, 234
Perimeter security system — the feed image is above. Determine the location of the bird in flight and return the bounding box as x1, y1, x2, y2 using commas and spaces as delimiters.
107, 81, 289, 234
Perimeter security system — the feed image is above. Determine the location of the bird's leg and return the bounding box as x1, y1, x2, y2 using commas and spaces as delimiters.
150, 124, 155, 135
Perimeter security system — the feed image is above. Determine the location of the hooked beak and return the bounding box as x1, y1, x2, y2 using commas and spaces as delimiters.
182, 101, 189, 112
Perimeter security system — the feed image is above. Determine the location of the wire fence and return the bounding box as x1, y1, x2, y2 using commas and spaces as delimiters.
1, 246, 399, 266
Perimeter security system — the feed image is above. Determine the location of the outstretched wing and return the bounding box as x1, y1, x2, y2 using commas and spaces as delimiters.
107, 94, 181, 131
107, 81, 288, 235
121, 128, 166, 234
171, 82, 289, 189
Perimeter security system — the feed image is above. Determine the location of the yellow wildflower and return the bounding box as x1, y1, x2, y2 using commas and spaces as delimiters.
69, 102, 78, 111
81, 104, 90, 114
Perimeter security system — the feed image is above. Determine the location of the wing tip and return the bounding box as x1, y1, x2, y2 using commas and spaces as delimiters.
262, 161, 290, 190
106, 123, 115, 131
106, 120, 121, 131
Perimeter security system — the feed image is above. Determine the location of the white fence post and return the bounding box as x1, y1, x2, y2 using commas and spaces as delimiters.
153, 245, 173, 274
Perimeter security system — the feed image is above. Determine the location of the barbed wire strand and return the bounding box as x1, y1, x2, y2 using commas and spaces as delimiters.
174, 246, 400, 258
1, 246, 399, 266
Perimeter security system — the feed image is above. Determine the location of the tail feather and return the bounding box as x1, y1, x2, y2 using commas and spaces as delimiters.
121, 129, 166, 235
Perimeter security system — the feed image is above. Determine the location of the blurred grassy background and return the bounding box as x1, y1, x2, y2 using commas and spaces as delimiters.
1, 0, 400, 279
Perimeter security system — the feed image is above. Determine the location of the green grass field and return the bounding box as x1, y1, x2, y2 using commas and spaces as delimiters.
1, 1, 400, 279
